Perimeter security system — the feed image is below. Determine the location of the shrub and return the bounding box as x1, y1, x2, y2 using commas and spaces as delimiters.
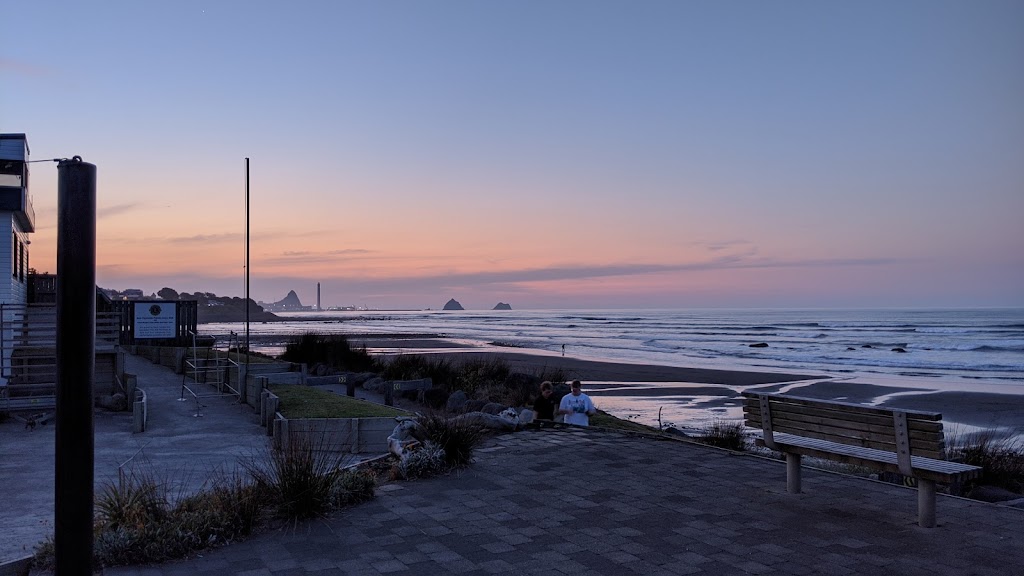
416, 412, 485, 468
280, 333, 378, 372
696, 420, 746, 451
172, 474, 263, 547
332, 469, 377, 506
393, 442, 447, 480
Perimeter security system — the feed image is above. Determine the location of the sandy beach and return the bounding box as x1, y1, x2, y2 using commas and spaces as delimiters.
349, 336, 1024, 438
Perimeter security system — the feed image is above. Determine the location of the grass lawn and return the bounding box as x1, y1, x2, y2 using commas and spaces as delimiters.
270, 385, 409, 419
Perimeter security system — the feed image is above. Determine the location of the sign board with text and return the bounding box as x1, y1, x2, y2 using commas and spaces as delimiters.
133, 302, 177, 339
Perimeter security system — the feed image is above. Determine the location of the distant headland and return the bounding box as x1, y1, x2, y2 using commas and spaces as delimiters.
101, 286, 280, 324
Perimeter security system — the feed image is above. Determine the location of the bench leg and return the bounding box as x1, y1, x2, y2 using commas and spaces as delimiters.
918, 479, 936, 528
786, 453, 802, 493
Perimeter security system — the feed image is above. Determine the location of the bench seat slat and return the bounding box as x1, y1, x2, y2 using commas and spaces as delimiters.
753, 433, 982, 483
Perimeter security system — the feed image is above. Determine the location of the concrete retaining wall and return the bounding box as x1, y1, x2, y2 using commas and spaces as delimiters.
259, 389, 395, 454
272, 415, 395, 454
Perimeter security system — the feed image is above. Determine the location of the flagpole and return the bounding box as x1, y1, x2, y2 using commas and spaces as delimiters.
245, 158, 250, 372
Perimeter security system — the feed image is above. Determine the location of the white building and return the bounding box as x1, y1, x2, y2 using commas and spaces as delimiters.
0, 133, 34, 306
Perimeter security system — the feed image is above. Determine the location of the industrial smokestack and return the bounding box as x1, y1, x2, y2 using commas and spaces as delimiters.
317, 282, 321, 311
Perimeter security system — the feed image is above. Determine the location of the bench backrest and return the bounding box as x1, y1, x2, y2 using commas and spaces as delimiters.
742, 392, 947, 460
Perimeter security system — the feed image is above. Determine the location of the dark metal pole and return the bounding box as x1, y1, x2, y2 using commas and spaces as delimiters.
55, 157, 96, 574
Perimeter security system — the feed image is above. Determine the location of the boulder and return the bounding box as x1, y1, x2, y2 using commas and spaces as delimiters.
481, 402, 506, 415
452, 410, 519, 431
517, 408, 536, 425
749, 342, 769, 348
96, 393, 128, 411
422, 388, 450, 410
967, 485, 1022, 503
464, 399, 488, 413
446, 389, 469, 412
891, 347, 907, 353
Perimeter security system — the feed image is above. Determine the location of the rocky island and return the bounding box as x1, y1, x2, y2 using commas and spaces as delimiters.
443, 298, 465, 311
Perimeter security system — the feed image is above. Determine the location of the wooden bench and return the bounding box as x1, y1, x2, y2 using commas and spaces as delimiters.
742, 391, 982, 528
383, 378, 432, 406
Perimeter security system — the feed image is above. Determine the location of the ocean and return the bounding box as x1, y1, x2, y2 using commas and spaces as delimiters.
202, 308, 1024, 430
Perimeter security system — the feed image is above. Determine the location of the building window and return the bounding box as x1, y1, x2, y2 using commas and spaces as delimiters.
13, 233, 18, 279
19, 241, 25, 281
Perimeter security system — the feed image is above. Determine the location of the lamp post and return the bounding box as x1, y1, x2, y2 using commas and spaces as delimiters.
55, 156, 96, 574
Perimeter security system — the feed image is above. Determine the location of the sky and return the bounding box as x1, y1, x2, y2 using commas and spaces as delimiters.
3, 1, 1022, 310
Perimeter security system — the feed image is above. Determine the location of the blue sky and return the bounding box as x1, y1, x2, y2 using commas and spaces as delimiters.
3, 1, 1022, 309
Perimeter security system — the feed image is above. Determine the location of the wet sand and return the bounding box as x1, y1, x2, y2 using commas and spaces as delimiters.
348, 336, 1024, 436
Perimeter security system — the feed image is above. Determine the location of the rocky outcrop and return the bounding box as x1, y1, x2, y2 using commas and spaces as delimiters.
273, 290, 304, 309
493, 302, 512, 310
443, 298, 465, 310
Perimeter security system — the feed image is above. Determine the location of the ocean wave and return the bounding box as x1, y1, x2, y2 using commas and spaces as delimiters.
971, 344, 1024, 353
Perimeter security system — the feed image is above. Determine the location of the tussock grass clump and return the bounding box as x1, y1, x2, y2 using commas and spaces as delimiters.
947, 431, 1024, 494
534, 366, 568, 386
34, 469, 264, 569
477, 372, 538, 408
695, 420, 747, 451
244, 435, 350, 520
381, 354, 457, 387
382, 355, 517, 400
280, 332, 379, 372
416, 412, 485, 468
453, 357, 511, 397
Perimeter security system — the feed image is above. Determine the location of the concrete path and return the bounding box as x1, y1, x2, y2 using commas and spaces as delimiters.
2, 353, 276, 564
103, 428, 1024, 576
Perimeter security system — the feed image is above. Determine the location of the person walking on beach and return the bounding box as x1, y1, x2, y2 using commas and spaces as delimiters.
532, 381, 557, 424
558, 380, 596, 426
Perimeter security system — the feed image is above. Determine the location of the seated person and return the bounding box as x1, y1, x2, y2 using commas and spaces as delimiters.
532, 381, 556, 422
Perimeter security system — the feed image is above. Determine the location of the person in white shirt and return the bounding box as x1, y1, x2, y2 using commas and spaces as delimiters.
558, 380, 596, 426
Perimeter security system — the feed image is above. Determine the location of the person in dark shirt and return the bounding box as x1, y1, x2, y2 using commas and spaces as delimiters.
532, 381, 556, 424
